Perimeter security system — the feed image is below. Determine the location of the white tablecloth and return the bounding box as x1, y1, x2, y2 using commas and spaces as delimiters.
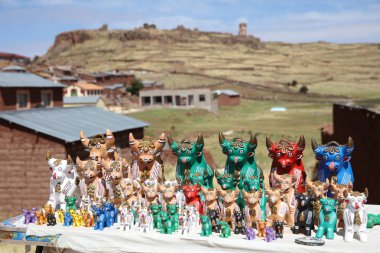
21, 205, 380, 253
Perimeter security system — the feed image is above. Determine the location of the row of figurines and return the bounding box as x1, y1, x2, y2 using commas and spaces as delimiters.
24, 183, 380, 242
46, 130, 355, 209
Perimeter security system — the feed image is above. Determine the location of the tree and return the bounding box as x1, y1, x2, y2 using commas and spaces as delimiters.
127, 79, 144, 95
299, 85, 309, 94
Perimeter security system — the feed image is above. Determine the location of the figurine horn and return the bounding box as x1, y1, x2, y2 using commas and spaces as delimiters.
346, 136, 354, 149
218, 132, 225, 145
197, 133, 204, 146
249, 132, 257, 146
343, 189, 348, 198
297, 135, 305, 150
266, 137, 273, 150
273, 170, 282, 182
80, 130, 90, 148
364, 188, 369, 198
67, 155, 73, 164
46, 151, 52, 161
167, 135, 174, 146
214, 168, 221, 177
311, 138, 318, 151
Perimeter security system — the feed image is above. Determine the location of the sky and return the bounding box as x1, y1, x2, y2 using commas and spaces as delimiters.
1, 0, 380, 57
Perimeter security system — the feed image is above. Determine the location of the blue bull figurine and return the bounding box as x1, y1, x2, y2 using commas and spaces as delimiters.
311, 137, 354, 187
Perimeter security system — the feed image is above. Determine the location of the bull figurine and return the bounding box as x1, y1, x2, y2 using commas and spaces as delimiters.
311, 137, 354, 187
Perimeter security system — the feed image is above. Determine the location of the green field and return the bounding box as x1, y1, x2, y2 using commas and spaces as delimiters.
130, 99, 332, 180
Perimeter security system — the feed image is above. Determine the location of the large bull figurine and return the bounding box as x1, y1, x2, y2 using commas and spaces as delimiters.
266, 136, 306, 193
311, 137, 354, 186
168, 133, 214, 188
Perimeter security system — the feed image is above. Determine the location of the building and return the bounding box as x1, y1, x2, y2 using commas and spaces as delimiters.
79, 71, 135, 86
55, 75, 78, 85
239, 23, 247, 36
0, 72, 66, 111
142, 80, 164, 90
63, 96, 106, 108
0, 106, 149, 216
139, 88, 218, 112
213, 89, 241, 106
103, 83, 126, 99
0, 52, 30, 64
321, 103, 380, 204
64, 81, 104, 97
2, 65, 26, 73
48, 65, 74, 77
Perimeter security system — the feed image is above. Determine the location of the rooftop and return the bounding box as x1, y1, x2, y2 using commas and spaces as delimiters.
104, 83, 124, 90
75, 81, 104, 90
0, 106, 149, 142
57, 75, 78, 81
63, 96, 102, 104
0, 72, 66, 88
2, 65, 26, 71
0, 52, 29, 60
213, 89, 240, 96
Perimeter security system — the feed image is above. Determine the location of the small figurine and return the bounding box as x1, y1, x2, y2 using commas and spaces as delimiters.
293, 191, 315, 236
22, 208, 36, 225
101, 158, 131, 207
92, 205, 106, 231
265, 227, 277, 242
343, 188, 368, 242
273, 171, 296, 226
215, 170, 245, 210
47, 213, 57, 226
46, 151, 79, 210
187, 205, 200, 230
138, 206, 153, 233
242, 188, 262, 228
367, 213, 380, 228
219, 221, 231, 238
257, 221, 267, 238
219, 187, 240, 230
63, 212, 73, 226
266, 136, 306, 193
118, 177, 141, 207
330, 178, 353, 229
245, 226, 256, 240
159, 180, 185, 212
80, 129, 120, 162
207, 209, 221, 233
274, 221, 284, 238
83, 212, 94, 227
234, 210, 246, 235
167, 204, 179, 231
142, 178, 160, 209
315, 198, 337, 240
129, 133, 166, 182
200, 215, 212, 237
168, 134, 214, 188
36, 209, 46, 225
158, 211, 173, 234
57, 209, 65, 224
65, 196, 77, 213
76, 158, 105, 202
150, 204, 163, 229
182, 183, 203, 214
311, 137, 354, 187
305, 177, 329, 226
265, 186, 288, 227
178, 210, 191, 236
72, 212, 82, 227
201, 186, 220, 212
120, 205, 134, 232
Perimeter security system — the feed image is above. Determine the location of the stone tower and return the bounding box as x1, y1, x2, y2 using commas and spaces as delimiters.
239, 23, 247, 36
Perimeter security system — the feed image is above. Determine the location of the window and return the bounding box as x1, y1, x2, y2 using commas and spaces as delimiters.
188, 95, 194, 105
17, 90, 30, 109
41, 90, 53, 107
153, 96, 162, 104
71, 89, 78, 96
142, 96, 151, 106
199, 94, 206, 102
164, 96, 173, 104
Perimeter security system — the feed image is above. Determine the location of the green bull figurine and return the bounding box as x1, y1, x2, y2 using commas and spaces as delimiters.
367, 213, 380, 228
167, 204, 179, 231
316, 198, 337, 240
65, 196, 76, 213
200, 215, 212, 237
220, 221, 232, 238
168, 134, 214, 188
150, 204, 163, 229
157, 211, 173, 234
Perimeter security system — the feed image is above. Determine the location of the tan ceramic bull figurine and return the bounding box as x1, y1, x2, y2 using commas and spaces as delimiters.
273, 171, 296, 226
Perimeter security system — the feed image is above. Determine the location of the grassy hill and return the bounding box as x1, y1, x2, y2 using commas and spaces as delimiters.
37, 27, 380, 103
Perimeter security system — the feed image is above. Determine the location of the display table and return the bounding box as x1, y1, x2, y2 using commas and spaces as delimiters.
1, 205, 380, 253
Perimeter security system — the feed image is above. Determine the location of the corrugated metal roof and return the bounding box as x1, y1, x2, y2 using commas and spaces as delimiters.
213, 89, 240, 96
57, 75, 78, 81
64, 96, 102, 104
2, 65, 26, 71
0, 106, 149, 142
0, 72, 66, 88
104, 83, 124, 90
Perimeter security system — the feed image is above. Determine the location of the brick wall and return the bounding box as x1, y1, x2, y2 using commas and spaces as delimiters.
0, 121, 66, 218
321, 104, 380, 204
217, 94, 240, 106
